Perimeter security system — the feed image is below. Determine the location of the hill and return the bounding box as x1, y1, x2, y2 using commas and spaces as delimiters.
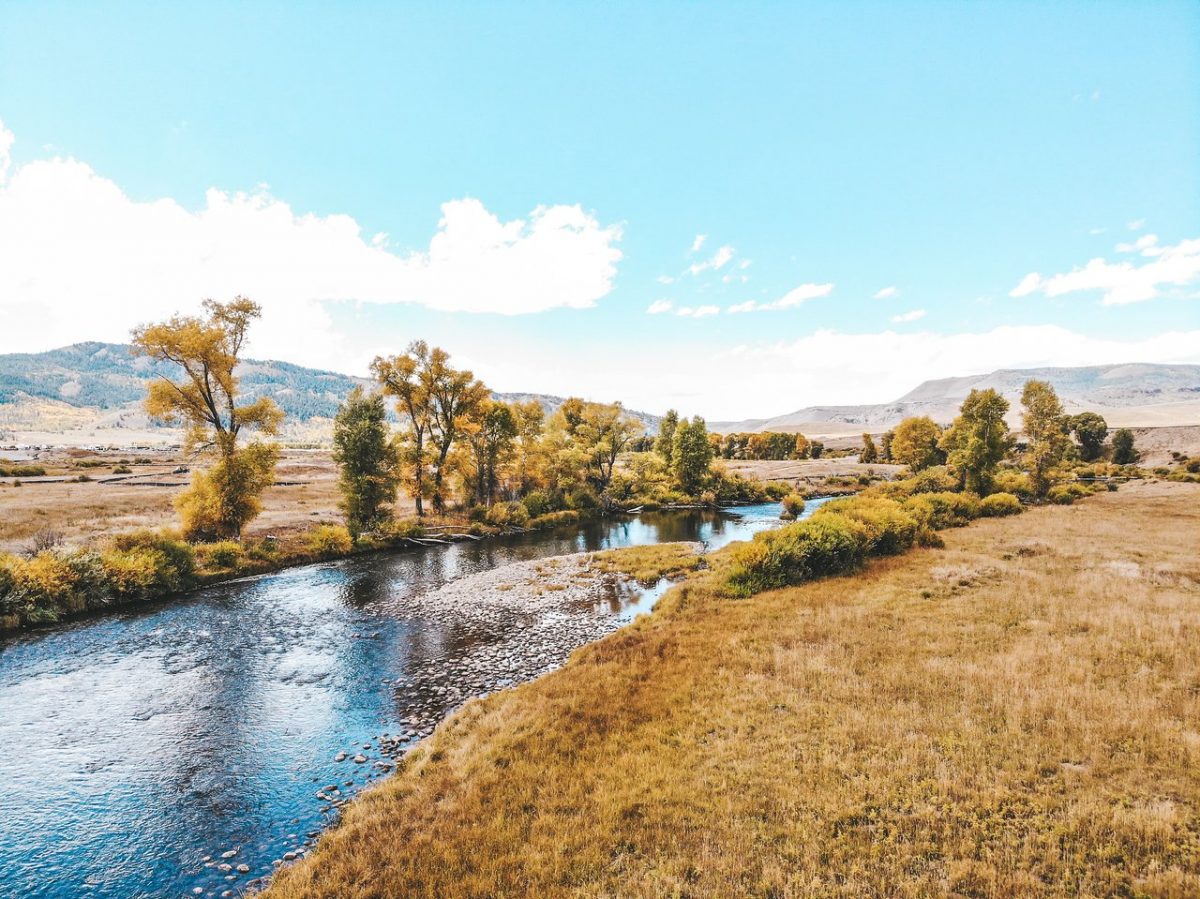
0, 343, 661, 443
712, 363, 1200, 435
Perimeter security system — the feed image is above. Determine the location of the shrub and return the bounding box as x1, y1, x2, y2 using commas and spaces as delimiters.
521, 490, 552, 518
877, 466, 957, 499
723, 515, 869, 598
565, 486, 600, 512
109, 530, 195, 592
102, 548, 166, 600
195, 540, 244, 570
486, 502, 531, 528
780, 494, 806, 520
815, 497, 921, 555
991, 469, 1035, 500
980, 492, 1023, 517
903, 491, 981, 529
0, 464, 46, 478
307, 524, 353, 557
388, 519, 426, 540
112, 465, 132, 474
1046, 483, 1091, 505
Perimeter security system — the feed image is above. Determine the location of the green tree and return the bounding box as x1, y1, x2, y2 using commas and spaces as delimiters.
655, 409, 679, 463
332, 388, 398, 541
1020, 379, 1070, 497
939, 389, 1011, 494
1069, 412, 1109, 462
860, 433, 879, 464
879, 429, 894, 463
131, 297, 284, 540
1111, 428, 1139, 465
890, 416, 944, 471
671, 416, 715, 495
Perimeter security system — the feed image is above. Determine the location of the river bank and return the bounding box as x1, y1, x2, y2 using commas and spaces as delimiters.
263, 481, 1200, 898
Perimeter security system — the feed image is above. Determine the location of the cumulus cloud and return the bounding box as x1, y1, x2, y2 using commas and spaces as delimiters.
676, 304, 720, 318
890, 309, 926, 323
646, 299, 674, 314
727, 282, 834, 313
690, 234, 706, 253
1009, 235, 1200, 305
872, 285, 897, 300
0, 120, 622, 368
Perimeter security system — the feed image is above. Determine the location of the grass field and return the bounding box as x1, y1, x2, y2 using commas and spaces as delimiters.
265, 480, 1200, 898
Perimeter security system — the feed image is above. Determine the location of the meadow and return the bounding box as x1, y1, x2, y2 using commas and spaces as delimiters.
265, 480, 1200, 898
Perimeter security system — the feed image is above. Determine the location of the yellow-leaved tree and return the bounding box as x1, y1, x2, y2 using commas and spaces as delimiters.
131, 297, 284, 541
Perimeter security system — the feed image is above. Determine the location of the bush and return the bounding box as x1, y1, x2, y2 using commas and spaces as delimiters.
521, 490, 552, 518
780, 493, 806, 520
387, 519, 426, 540
991, 469, 1035, 500
877, 466, 957, 499
109, 530, 196, 592
903, 491, 981, 529
486, 502, 531, 528
307, 524, 353, 557
723, 515, 869, 598
1047, 483, 1092, 505
112, 465, 132, 474
195, 540, 244, 570
0, 464, 46, 478
815, 497, 921, 555
980, 492, 1023, 517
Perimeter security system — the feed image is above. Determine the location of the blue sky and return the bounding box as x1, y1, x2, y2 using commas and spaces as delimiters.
1, 1, 1198, 418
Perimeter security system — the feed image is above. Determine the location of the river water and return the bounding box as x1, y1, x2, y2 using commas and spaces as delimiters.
0, 501, 824, 898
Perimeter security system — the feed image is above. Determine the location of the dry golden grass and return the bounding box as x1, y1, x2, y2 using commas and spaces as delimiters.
266, 481, 1200, 899
590, 542, 705, 584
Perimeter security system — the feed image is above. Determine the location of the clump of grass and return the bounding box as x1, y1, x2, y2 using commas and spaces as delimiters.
590, 543, 704, 585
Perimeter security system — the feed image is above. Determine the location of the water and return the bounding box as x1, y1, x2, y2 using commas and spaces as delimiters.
0, 500, 826, 898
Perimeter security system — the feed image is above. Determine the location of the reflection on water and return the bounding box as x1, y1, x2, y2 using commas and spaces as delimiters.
0, 501, 824, 898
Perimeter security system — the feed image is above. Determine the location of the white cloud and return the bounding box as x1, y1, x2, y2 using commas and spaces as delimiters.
655, 275, 675, 285
0, 121, 12, 186
1009, 235, 1200, 305
0, 120, 623, 369
688, 244, 735, 275
727, 282, 834, 313
690, 234, 706, 253
1128, 218, 1146, 231
676, 304, 720, 318
890, 309, 926, 323
646, 299, 674, 314
872, 285, 897, 300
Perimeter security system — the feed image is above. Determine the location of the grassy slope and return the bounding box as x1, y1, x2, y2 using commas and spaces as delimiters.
266, 482, 1200, 898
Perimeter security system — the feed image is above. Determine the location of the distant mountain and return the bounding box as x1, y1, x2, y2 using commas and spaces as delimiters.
712, 363, 1200, 434
0, 343, 661, 441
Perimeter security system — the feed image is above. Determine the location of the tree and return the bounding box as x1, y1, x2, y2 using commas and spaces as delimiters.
372, 342, 432, 517
332, 388, 398, 541
793, 433, 811, 460
860, 433, 879, 464
810, 441, 824, 459
464, 400, 518, 506
891, 416, 945, 471
1069, 412, 1109, 462
131, 297, 284, 540
879, 430, 894, 463
1021, 379, 1070, 497
511, 400, 546, 494
655, 410, 679, 463
424, 349, 489, 513
672, 416, 714, 494
939, 389, 1011, 494
1111, 428, 1139, 465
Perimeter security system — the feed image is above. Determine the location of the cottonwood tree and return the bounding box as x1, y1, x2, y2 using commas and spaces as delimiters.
1069, 412, 1109, 462
1021, 379, 1070, 497
372, 342, 433, 516
1111, 428, 1139, 465
425, 349, 488, 513
464, 400, 518, 507
132, 297, 283, 540
655, 410, 679, 464
939, 389, 1011, 494
332, 387, 398, 541
860, 433, 879, 464
671, 416, 715, 494
890, 416, 945, 471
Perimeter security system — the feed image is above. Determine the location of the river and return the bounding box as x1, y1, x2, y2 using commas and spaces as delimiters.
0, 500, 827, 898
